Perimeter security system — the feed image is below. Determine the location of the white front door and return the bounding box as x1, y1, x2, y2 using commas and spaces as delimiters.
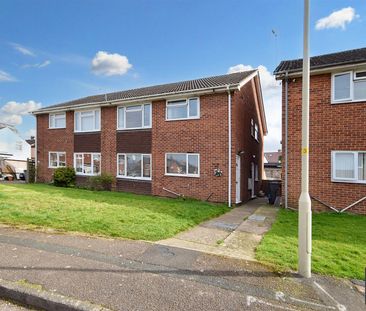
235, 155, 241, 204
251, 162, 256, 198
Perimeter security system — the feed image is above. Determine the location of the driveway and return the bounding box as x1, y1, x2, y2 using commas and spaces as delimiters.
158, 198, 278, 260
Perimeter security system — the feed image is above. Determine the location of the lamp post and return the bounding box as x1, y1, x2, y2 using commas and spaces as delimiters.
298, 0, 312, 278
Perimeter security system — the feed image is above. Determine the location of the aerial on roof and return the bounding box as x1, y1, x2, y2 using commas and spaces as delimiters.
274, 47, 366, 75
34, 70, 256, 112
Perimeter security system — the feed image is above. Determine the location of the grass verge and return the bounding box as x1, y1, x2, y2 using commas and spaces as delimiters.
0, 183, 228, 241
256, 208, 366, 280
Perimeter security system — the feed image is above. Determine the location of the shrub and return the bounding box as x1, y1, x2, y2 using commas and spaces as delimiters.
88, 173, 114, 191
53, 167, 76, 187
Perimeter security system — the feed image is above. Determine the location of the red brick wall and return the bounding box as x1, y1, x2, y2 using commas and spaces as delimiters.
232, 77, 264, 203
36, 111, 74, 182
101, 107, 117, 178
151, 94, 230, 202
282, 73, 366, 214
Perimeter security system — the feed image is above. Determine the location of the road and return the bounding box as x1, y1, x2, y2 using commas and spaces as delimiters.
0, 227, 363, 310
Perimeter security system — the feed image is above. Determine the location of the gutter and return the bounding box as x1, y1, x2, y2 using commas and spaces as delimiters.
31, 85, 239, 115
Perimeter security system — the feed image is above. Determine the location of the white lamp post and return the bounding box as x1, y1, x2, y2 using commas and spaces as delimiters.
298, 0, 312, 278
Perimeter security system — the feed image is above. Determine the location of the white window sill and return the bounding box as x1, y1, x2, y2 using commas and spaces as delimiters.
165, 173, 199, 178
331, 179, 366, 185
74, 130, 101, 133
76, 173, 100, 177
48, 166, 66, 169
117, 127, 152, 131
48, 127, 66, 130
331, 99, 366, 105
116, 176, 152, 181
165, 117, 200, 122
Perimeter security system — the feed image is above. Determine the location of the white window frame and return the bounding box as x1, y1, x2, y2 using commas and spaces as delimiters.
165, 97, 200, 121
73, 153, 101, 176
49, 152, 66, 168
74, 108, 101, 133
165, 153, 200, 177
331, 151, 366, 184
49, 112, 66, 129
331, 70, 366, 103
117, 103, 152, 130
255, 164, 259, 181
250, 119, 254, 137
254, 123, 259, 142
116, 153, 152, 180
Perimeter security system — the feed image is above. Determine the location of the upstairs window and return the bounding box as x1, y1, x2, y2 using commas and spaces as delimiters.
332, 151, 366, 183
254, 123, 259, 141
166, 98, 199, 120
250, 119, 254, 137
74, 109, 100, 132
332, 70, 366, 103
49, 112, 66, 129
117, 104, 151, 130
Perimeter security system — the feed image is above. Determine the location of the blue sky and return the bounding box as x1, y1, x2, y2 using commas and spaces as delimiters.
0, 0, 365, 151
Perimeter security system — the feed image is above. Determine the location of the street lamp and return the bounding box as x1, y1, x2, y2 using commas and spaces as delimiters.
298, 0, 312, 278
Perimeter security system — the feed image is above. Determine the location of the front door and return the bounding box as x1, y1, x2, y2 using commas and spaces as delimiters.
236, 155, 241, 204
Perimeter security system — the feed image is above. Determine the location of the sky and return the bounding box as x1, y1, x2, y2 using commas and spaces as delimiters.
0, 0, 365, 151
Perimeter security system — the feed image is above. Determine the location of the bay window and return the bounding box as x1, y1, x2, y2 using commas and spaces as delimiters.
332, 151, 366, 183
49, 112, 66, 129
166, 98, 199, 120
165, 153, 199, 177
117, 153, 151, 180
49, 152, 66, 168
74, 109, 100, 132
117, 104, 151, 130
332, 70, 366, 103
74, 153, 101, 175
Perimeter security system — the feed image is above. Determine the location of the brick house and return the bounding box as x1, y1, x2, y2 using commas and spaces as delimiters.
274, 47, 366, 214
33, 71, 267, 205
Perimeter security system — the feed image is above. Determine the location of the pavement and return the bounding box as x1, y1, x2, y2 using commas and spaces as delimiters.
0, 200, 363, 310
158, 198, 277, 260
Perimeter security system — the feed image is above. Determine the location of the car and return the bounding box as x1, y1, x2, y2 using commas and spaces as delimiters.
18, 173, 25, 180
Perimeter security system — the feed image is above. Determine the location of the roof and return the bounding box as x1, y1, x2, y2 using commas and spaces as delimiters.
264, 151, 282, 165
35, 71, 256, 112
274, 47, 366, 76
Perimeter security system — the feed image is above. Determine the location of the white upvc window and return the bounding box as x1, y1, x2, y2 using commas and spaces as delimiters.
166, 98, 200, 120
74, 153, 101, 176
331, 151, 366, 184
49, 152, 66, 168
74, 109, 100, 132
254, 123, 259, 141
250, 119, 254, 137
117, 103, 151, 130
332, 70, 366, 103
117, 153, 151, 180
255, 164, 259, 181
49, 112, 66, 129
165, 153, 200, 177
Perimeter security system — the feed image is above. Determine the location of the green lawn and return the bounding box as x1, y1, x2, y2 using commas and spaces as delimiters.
256, 209, 366, 280
0, 183, 228, 241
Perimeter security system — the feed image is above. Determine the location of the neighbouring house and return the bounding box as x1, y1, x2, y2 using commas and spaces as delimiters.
32, 71, 267, 205
274, 47, 366, 214
264, 150, 281, 180
0, 123, 31, 178
26, 136, 36, 159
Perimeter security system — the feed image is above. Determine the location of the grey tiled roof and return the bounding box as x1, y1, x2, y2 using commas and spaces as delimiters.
37, 71, 256, 111
274, 47, 366, 75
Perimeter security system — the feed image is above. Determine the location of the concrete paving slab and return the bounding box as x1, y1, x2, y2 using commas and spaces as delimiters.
173, 226, 230, 245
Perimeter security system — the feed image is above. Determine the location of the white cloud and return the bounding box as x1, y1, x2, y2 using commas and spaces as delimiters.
10, 43, 35, 56
22, 60, 51, 69
0, 100, 41, 126
91, 51, 132, 76
0, 70, 16, 82
228, 64, 281, 152
315, 7, 359, 30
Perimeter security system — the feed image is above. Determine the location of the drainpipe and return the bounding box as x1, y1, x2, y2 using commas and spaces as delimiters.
34, 119, 38, 183
284, 71, 289, 208
227, 86, 232, 208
